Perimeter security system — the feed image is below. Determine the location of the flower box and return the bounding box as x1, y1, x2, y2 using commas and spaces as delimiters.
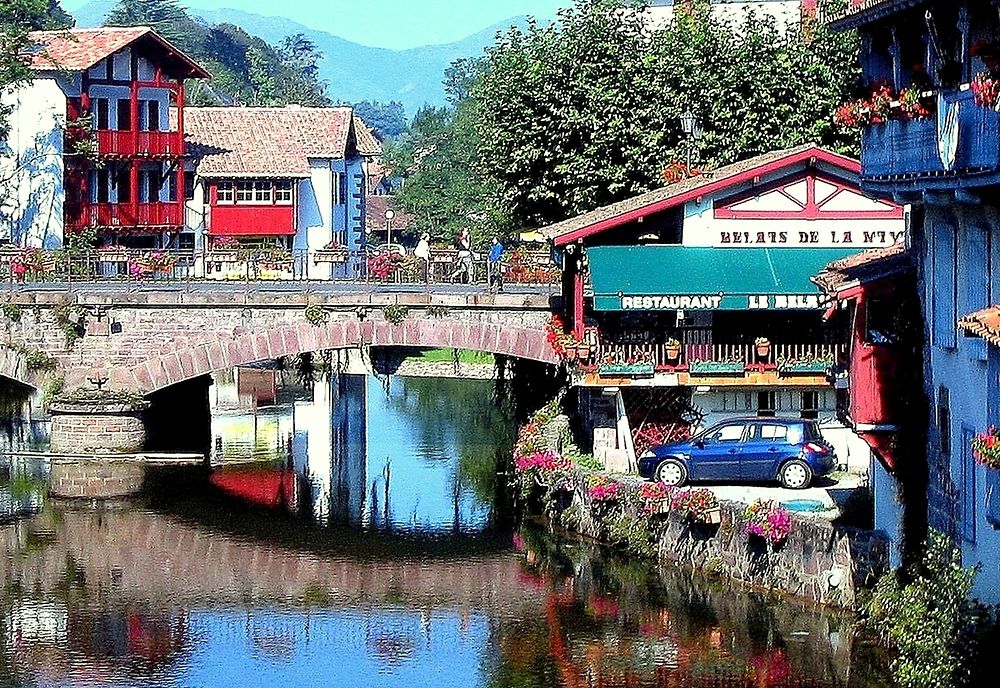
778, 360, 832, 375
700, 506, 722, 525
689, 360, 745, 375
598, 362, 655, 377
313, 250, 350, 264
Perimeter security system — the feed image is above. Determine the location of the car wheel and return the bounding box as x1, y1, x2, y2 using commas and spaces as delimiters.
779, 460, 812, 490
655, 459, 687, 487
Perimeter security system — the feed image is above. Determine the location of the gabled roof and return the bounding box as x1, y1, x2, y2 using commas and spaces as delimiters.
353, 116, 383, 157
959, 306, 1000, 350
539, 145, 862, 247
25, 27, 209, 79
184, 106, 359, 178
812, 242, 911, 296
366, 196, 413, 234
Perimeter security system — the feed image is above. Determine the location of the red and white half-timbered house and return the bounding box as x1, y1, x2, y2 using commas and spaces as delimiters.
2, 27, 209, 248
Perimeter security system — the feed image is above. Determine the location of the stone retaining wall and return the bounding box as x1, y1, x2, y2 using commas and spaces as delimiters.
49, 461, 146, 499
561, 477, 888, 609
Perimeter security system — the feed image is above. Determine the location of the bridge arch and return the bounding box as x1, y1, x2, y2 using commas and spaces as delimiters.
128, 316, 559, 395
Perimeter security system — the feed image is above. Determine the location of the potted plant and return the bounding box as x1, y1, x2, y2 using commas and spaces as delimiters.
755, 337, 771, 359
972, 427, 1000, 470
672, 488, 721, 525
640, 481, 673, 515
664, 337, 681, 363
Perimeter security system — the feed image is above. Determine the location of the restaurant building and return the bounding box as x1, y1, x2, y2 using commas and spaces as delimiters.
829, 0, 1000, 600
541, 145, 906, 468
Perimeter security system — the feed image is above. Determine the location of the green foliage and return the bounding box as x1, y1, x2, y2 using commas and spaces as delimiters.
41, 374, 63, 407
865, 531, 990, 688
103, 2, 330, 107
1, 303, 22, 323
392, 0, 860, 237
382, 305, 409, 324
304, 304, 329, 327
51, 304, 84, 348
0, 0, 72, 30
605, 508, 659, 559
426, 305, 451, 319
22, 348, 53, 371
351, 100, 407, 138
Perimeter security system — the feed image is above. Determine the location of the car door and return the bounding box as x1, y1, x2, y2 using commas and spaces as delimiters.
742, 422, 790, 481
688, 422, 746, 481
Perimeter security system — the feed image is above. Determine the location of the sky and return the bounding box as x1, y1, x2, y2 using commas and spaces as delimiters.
62, 0, 573, 50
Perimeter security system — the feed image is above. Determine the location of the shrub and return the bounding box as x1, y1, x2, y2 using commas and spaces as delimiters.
743, 500, 792, 545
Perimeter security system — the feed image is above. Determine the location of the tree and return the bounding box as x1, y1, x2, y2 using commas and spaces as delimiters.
0, 0, 73, 31
352, 100, 407, 139
468, 0, 860, 229
104, 0, 202, 54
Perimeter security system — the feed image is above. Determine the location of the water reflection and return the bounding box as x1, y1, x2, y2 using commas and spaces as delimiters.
0, 382, 48, 454
209, 371, 514, 533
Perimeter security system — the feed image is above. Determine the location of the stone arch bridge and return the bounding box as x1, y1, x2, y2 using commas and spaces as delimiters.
1, 285, 558, 463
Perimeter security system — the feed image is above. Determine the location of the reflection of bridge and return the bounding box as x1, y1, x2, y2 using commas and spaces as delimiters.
0, 508, 544, 615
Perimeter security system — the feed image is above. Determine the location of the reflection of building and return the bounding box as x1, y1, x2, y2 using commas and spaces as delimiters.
328, 374, 368, 525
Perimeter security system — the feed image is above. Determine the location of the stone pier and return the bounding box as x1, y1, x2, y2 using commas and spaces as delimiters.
47, 395, 150, 499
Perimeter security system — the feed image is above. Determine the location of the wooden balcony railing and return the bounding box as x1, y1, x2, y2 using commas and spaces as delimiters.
592, 340, 844, 376
66, 202, 185, 230
95, 129, 184, 157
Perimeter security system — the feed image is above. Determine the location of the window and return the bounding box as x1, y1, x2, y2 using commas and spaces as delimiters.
142, 100, 161, 132
760, 424, 788, 440
114, 167, 131, 203
275, 180, 293, 204
932, 221, 958, 349
184, 172, 196, 201
217, 182, 234, 204
253, 181, 273, 203
960, 425, 977, 544
865, 298, 900, 345
332, 172, 343, 205
706, 424, 745, 443
166, 173, 178, 203
236, 181, 254, 203
757, 391, 776, 418
938, 386, 951, 457
987, 470, 1000, 529
95, 170, 110, 203
800, 391, 819, 420
116, 99, 132, 131
140, 169, 160, 203
94, 98, 110, 130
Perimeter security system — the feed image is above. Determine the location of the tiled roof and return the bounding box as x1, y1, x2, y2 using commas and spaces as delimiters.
959, 306, 1000, 349
812, 242, 910, 295
353, 116, 383, 157
366, 196, 413, 234
539, 145, 861, 245
25, 27, 208, 78
184, 106, 357, 178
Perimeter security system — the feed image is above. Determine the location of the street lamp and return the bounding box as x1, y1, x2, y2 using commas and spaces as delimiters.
679, 109, 702, 176
384, 208, 395, 248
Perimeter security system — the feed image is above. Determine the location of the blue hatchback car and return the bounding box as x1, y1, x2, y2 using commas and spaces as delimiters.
637, 418, 837, 489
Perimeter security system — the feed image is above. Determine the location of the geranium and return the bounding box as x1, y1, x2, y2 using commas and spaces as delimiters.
671, 488, 719, 522
743, 499, 792, 545
129, 250, 176, 277
971, 71, 1000, 108
368, 252, 406, 280
661, 161, 702, 184
515, 451, 572, 473
211, 236, 240, 248
587, 474, 620, 503
639, 481, 671, 502
898, 86, 932, 119
972, 427, 1000, 470
545, 315, 586, 362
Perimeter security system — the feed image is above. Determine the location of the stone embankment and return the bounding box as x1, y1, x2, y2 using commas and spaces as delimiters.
512, 403, 888, 609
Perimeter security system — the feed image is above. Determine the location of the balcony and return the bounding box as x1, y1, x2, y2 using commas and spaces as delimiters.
94, 129, 184, 158
861, 89, 1000, 189
585, 337, 844, 383
66, 202, 185, 231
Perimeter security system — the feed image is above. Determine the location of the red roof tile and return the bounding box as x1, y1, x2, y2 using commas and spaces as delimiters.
25, 27, 208, 78
812, 242, 911, 295
185, 106, 359, 178
959, 306, 1000, 349
353, 116, 382, 157
366, 196, 413, 234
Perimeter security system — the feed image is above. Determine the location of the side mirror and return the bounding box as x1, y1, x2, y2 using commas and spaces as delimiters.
695, 440, 705, 449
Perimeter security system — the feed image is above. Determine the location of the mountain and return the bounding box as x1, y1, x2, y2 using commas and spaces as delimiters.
70, 1, 529, 114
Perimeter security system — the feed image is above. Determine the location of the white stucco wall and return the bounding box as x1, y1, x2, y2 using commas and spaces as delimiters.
0, 78, 67, 248
644, 0, 804, 30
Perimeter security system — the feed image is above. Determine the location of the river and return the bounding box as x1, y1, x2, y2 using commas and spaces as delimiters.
0, 370, 886, 687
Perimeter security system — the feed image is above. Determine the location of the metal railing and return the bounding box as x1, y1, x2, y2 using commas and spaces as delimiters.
0, 247, 561, 291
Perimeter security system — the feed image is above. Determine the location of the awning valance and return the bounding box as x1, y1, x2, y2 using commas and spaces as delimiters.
588, 246, 855, 311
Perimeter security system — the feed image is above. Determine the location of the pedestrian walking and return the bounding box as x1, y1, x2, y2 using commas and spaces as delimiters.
448, 228, 474, 283
414, 232, 431, 283
487, 236, 504, 293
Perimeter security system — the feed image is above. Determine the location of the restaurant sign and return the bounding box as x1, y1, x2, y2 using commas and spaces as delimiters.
615, 293, 829, 311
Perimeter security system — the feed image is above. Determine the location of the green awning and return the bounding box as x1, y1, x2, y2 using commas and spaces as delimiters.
588, 246, 855, 311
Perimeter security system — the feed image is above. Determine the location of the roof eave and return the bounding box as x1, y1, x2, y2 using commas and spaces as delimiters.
827, 0, 930, 31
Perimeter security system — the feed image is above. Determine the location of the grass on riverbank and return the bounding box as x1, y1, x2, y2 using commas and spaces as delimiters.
411, 348, 494, 365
